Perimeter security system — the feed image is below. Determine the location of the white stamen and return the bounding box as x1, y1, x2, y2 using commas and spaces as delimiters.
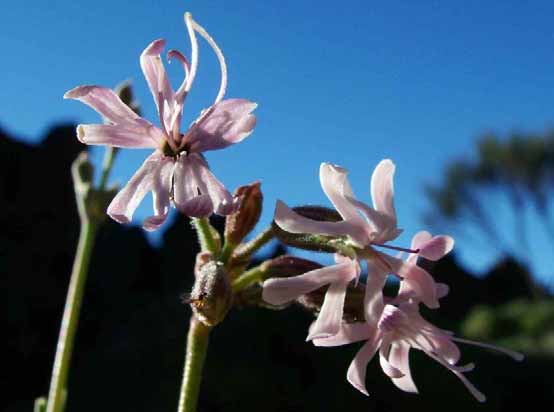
183, 12, 199, 96
190, 17, 228, 104
451, 337, 524, 362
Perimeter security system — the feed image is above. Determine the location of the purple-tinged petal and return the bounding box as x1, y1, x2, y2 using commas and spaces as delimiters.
364, 259, 388, 326
107, 152, 162, 224
389, 342, 419, 393
76, 123, 162, 148
379, 338, 404, 378
436, 282, 450, 299
191, 155, 235, 215
418, 235, 455, 261
307, 281, 350, 341
143, 158, 175, 231
186, 99, 257, 152
140, 39, 175, 125
64, 85, 140, 125
262, 261, 357, 306
370, 159, 397, 221
312, 322, 373, 347
346, 333, 381, 396
273, 200, 360, 240
384, 255, 439, 309
431, 334, 461, 365
410, 230, 432, 250
173, 155, 214, 217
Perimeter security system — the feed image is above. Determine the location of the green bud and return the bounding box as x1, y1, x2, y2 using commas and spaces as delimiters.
114, 80, 141, 115
272, 205, 355, 257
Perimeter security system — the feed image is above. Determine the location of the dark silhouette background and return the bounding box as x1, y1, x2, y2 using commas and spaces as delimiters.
3, 124, 553, 411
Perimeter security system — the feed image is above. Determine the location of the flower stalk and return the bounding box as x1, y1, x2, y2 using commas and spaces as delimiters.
46, 220, 98, 412
177, 317, 212, 412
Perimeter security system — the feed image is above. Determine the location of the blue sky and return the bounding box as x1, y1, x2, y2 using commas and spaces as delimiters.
2, 1, 553, 286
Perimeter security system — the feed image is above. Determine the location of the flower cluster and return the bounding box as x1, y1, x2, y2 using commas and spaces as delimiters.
262, 160, 523, 401
64, 10, 523, 406
65, 12, 256, 230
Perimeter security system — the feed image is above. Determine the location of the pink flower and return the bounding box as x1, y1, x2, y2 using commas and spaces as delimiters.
313, 233, 523, 401
262, 254, 361, 340
65, 13, 256, 230
270, 162, 445, 339
314, 297, 523, 402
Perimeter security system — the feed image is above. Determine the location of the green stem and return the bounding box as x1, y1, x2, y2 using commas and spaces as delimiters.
219, 241, 236, 265
46, 220, 98, 412
231, 265, 265, 292
192, 218, 219, 254
98, 147, 117, 190
177, 317, 211, 412
232, 227, 274, 261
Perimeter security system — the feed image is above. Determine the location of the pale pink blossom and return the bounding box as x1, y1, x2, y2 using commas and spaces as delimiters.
272, 162, 442, 333
314, 266, 523, 402
65, 13, 256, 230
262, 255, 360, 340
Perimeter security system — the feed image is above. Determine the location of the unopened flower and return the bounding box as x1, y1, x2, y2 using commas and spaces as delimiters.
65, 13, 256, 230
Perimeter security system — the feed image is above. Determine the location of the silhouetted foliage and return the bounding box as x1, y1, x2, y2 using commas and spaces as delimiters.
3, 124, 553, 412
424, 131, 554, 290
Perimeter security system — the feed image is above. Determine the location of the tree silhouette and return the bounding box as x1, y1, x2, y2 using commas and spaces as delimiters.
425, 130, 554, 290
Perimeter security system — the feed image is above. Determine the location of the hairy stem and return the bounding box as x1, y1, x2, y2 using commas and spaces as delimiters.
192, 217, 219, 254
177, 317, 211, 412
232, 227, 274, 261
46, 220, 98, 412
231, 265, 265, 292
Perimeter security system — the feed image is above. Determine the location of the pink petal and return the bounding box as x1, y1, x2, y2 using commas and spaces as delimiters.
379, 339, 404, 378
370, 159, 397, 222
319, 163, 366, 225
346, 333, 381, 396
364, 259, 388, 326
418, 235, 455, 261
389, 342, 418, 393
107, 152, 162, 224
192, 155, 235, 215
307, 281, 350, 341
76, 123, 162, 148
140, 39, 175, 126
312, 322, 373, 347
273, 200, 359, 239
64, 85, 141, 125
384, 255, 439, 309
410, 231, 433, 250
186, 99, 257, 152
143, 158, 174, 231
350, 198, 401, 243
173, 155, 214, 217
262, 261, 357, 306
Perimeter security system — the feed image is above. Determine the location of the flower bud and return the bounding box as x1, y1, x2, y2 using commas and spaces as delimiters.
114, 80, 141, 115
261, 255, 323, 278
188, 260, 232, 326
224, 181, 263, 246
